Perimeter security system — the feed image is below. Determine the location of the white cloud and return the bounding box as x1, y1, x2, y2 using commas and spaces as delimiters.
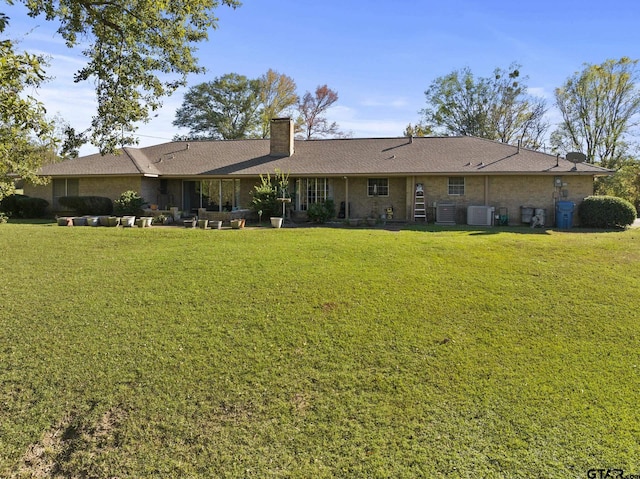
360, 97, 409, 109
528, 86, 552, 100
329, 105, 416, 138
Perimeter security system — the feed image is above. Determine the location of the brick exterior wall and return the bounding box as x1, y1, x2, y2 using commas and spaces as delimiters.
330, 177, 406, 220
24, 177, 143, 214
269, 118, 294, 157
24, 173, 596, 226
409, 174, 594, 225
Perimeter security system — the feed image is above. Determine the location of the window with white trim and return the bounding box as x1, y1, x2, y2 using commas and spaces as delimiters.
297, 178, 329, 211
448, 177, 465, 196
367, 178, 389, 196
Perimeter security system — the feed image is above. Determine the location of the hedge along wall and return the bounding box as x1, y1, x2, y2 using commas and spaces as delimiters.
24, 177, 144, 213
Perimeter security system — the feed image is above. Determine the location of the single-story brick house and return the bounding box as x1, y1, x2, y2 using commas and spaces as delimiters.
26, 118, 611, 226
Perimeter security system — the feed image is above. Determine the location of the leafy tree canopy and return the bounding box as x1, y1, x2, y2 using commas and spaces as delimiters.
421, 63, 548, 149
173, 73, 261, 140
404, 122, 433, 137
258, 69, 298, 138
174, 72, 348, 141
552, 57, 640, 168
3, 0, 240, 154
0, 12, 55, 198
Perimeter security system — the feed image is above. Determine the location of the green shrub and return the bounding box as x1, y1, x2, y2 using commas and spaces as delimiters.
16, 197, 49, 218
307, 199, 335, 223
113, 191, 145, 216
58, 196, 114, 215
251, 179, 279, 217
578, 195, 637, 228
251, 170, 290, 218
0, 194, 28, 217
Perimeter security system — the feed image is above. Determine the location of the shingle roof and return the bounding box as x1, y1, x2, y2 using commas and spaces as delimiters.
38, 136, 612, 177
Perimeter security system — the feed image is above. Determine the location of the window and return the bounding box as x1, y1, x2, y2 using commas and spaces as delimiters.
52, 178, 79, 209
297, 178, 329, 211
367, 178, 389, 197
186, 179, 240, 212
448, 177, 465, 196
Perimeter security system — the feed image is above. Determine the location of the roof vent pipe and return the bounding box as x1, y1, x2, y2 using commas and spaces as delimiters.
517, 139, 521, 153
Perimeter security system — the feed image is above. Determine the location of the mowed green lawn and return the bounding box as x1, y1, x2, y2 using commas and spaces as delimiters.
0, 222, 639, 478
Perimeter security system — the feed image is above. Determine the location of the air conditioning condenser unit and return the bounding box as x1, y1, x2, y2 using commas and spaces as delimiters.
436, 203, 456, 225
467, 205, 495, 226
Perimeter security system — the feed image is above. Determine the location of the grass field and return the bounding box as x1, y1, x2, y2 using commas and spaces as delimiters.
1, 222, 639, 478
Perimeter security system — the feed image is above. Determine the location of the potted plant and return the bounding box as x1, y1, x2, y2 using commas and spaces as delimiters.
198, 218, 209, 229
209, 220, 222, 230
270, 216, 283, 228
184, 217, 197, 228
152, 214, 169, 225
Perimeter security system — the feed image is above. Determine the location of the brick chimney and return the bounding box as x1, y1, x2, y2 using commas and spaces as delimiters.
269, 117, 294, 157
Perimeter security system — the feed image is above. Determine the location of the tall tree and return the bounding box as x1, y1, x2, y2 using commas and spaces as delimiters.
5, 0, 240, 154
0, 13, 56, 198
403, 122, 433, 137
595, 159, 640, 208
421, 64, 548, 149
258, 69, 298, 138
173, 73, 261, 140
551, 57, 640, 167
296, 85, 343, 139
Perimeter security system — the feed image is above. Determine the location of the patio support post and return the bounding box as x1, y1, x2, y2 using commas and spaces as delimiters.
407, 177, 414, 221
344, 176, 349, 219
484, 175, 490, 205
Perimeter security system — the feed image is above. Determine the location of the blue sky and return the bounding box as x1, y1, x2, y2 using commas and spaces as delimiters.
4, 0, 640, 155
